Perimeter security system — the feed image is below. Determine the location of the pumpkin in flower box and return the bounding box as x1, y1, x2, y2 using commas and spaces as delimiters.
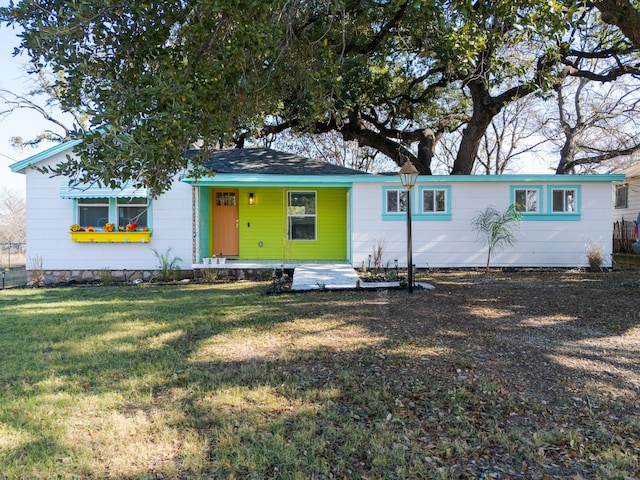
103, 223, 115, 232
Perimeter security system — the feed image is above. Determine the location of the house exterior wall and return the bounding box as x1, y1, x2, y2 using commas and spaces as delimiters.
612, 177, 640, 224
351, 178, 617, 268
17, 143, 622, 279
199, 186, 349, 262
23, 152, 194, 275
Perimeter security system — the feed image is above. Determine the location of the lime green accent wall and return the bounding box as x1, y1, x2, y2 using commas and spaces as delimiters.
236, 187, 348, 261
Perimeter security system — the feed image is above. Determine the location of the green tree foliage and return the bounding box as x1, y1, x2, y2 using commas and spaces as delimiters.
471, 204, 522, 272
2, 1, 639, 195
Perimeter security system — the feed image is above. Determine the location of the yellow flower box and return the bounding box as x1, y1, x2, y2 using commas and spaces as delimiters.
70, 231, 152, 243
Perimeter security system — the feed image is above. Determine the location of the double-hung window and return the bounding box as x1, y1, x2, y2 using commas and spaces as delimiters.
386, 189, 408, 214
551, 188, 578, 213
382, 187, 410, 220
615, 184, 628, 209
422, 188, 447, 213
513, 187, 540, 213
288, 191, 316, 240
118, 197, 149, 228
77, 198, 110, 227
414, 186, 451, 220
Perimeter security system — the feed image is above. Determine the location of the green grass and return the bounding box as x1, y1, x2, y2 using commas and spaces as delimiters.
1, 279, 638, 479
614, 252, 640, 267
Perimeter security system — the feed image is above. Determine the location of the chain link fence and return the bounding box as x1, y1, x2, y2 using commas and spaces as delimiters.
1, 243, 27, 289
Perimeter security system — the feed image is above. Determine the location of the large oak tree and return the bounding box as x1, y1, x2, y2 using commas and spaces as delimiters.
2, 1, 639, 194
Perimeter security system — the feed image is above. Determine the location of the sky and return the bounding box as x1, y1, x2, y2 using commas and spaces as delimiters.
0, 18, 31, 195
0, 4, 56, 195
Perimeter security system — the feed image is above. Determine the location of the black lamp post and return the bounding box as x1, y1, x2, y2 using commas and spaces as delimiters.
398, 160, 419, 293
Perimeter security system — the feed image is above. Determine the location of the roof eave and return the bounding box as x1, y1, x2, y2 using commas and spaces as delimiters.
9, 138, 82, 173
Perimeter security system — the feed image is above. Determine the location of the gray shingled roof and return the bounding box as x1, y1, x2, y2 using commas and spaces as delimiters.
201, 148, 368, 176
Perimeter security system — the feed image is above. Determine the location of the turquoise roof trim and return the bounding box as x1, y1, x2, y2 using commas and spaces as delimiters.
9, 138, 82, 173
183, 173, 625, 186
355, 173, 625, 183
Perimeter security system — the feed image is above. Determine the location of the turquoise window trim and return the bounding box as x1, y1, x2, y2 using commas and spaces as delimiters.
414, 185, 452, 221
515, 213, 581, 222
547, 184, 581, 218
109, 198, 117, 224
382, 186, 411, 221
510, 185, 543, 219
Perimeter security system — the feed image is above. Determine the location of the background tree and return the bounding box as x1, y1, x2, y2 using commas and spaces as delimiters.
0, 67, 90, 148
268, 130, 396, 173
0, 187, 26, 245
544, 12, 640, 173
551, 76, 640, 173
437, 96, 552, 174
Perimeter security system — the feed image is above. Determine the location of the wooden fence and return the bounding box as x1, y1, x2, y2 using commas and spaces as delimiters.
613, 219, 638, 253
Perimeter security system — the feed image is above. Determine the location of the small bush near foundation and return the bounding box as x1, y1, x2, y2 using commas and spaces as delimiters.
586, 238, 604, 271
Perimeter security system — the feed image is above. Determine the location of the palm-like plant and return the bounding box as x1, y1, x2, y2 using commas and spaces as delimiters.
152, 248, 182, 281
471, 204, 522, 272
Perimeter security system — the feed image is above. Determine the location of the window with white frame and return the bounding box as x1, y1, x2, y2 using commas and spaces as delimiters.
552, 188, 577, 213
615, 183, 628, 209
514, 188, 539, 213
386, 189, 408, 213
77, 198, 109, 227
288, 191, 316, 240
118, 197, 149, 228
422, 188, 447, 213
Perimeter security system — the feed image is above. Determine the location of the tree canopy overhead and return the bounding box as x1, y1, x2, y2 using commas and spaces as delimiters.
2, 0, 640, 195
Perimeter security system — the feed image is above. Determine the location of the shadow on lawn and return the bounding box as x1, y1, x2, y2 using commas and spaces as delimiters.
1, 273, 638, 478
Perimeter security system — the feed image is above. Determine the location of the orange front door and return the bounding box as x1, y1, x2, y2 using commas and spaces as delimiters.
212, 189, 239, 257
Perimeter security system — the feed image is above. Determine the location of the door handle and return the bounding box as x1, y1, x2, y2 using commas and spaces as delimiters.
236, 219, 239, 229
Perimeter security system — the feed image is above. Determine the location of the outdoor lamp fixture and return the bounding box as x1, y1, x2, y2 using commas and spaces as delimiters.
398, 159, 419, 293
248, 192, 255, 205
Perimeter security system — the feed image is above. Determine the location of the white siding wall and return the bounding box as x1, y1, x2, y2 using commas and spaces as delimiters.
25, 153, 193, 271
612, 178, 640, 224
352, 179, 616, 268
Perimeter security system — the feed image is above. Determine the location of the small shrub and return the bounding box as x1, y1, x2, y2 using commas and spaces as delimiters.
99, 268, 113, 284
372, 237, 387, 269
27, 255, 44, 286
152, 248, 182, 281
585, 238, 604, 271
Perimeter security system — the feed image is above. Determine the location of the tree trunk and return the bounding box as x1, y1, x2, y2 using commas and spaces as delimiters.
452, 79, 497, 174
452, 112, 494, 174
555, 134, 578, 174
595, 0, 640, 50
415, 129, 436, 175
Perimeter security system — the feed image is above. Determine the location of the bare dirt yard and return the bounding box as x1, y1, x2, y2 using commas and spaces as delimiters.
330, 266, 639, 478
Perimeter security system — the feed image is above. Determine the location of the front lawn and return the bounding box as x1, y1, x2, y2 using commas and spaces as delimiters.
1, 270, 638, 479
